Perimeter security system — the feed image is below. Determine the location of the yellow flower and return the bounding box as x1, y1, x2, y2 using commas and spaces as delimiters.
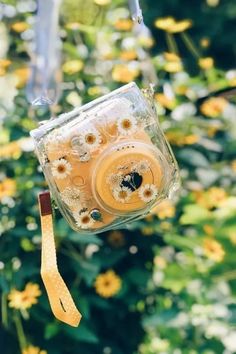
11, 22, 29, 33
94, 270, 121, 298
166, 131, 198, 146
88, 86, 102, 96
154, 17, 175, 31
138, 36, 154, 48
66, 22, 81, 30
168, 20, 192, 33
62, 60, 84, 75
0, 141, 22, 159
207, 0, 220, 7
155, 93, 176, 110
203, 224, 214, 236
114, 19, 133, 31
164, 52, 181, 62
0, 59, 11, 71
160, 221, 172, 231
154, 256, 167, 269
94, 0, 111, 5
120, 50, 137, 61
198, 57, 214, 70
14, 67, 30, 88
0, 178, 16, 199
8, 283, 41, 310
0, 59, 11, 76
203, 238, 225, 262
229, 77, 236, 86
0, 59, 11, 68
112, 64, 139, 83
107, 231, 125, 248
141, 227, 154, 236
164, 61, 183, 73
183, 134, 199, 145
0, 68, 5, 76
174, 85, 188, 95
200, 97, 228, 118
151, 200, 175, 219
22, 346, 47, 354
207, 124, 221, 137
145, 214, 154, 222
154, 17, 192, 33
194, 187, 227, 209
200, 38, 210, 48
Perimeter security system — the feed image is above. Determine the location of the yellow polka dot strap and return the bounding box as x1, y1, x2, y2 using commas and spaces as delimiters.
38, 191, 82, 327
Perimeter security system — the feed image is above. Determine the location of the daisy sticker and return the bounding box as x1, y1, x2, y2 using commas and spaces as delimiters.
79, 127, 102, 152
132, 160, 150, 175
138, 184, 158, 203
74, 210, 95, 229
113, 186, 132, 203
117, 116, 137, 136
106, 172, 123, 187
61, 187, 82, 207
51, 158, 72, 180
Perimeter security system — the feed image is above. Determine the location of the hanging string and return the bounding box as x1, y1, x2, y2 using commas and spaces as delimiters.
128, 0, 158, 86
26, 0, 62, 106
128, 0, 143, 24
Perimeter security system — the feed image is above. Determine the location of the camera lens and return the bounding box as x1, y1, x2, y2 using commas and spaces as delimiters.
92, 141, 168, 216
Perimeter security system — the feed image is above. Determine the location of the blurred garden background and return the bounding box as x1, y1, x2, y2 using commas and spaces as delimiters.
0, 0, 236, 353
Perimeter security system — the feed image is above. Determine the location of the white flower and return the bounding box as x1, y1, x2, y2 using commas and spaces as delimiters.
138, 184, 158, 203
117, 116, 137, 136
150, 337, 170, 352
132, 160, 150, 174
74, 210, 95, 229
106, 173, 123, 187
222, 331, 236, 352
171, 103, 196, 121
51, 158, 72, 179
205, 321, 229, 339
61, 187, 82, 207
113, 186, 132, 203
78, 127, 102, 152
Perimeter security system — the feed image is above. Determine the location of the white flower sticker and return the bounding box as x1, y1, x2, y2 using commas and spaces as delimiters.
79, 127, 102, 152
106, 172, 123, 187
74, 210, 95, 229
117, 116, 137, 136
113, 186, 132, 203
132, 160, 150, 174
51, 158, 72, 179
138, 184, 158, 203
61, 187, 82, 207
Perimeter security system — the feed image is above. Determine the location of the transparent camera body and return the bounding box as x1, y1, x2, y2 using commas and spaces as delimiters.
31, 82, 180, 234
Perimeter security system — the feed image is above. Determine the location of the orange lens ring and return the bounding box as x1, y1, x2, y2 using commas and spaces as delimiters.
93, 144, 165, 214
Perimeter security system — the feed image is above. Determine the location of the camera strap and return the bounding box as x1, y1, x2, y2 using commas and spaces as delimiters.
38, 191, 82, 327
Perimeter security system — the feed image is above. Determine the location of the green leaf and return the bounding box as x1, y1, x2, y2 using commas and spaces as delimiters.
63, 323, 98, 343
44, 323, 60, 339
180, 204, 211, 225
125, 268, 150, 287
143, 309, 178, 328
178, 148, 209, 167
68, 233, 103, 245
164, 233, 200, 250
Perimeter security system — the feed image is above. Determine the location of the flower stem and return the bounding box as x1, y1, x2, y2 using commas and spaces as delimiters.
13, 311, 27, 352
1, 293, 8, 328
180, 32, 200, 59
213, 270, 236, 282
165, 33, 179, 55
